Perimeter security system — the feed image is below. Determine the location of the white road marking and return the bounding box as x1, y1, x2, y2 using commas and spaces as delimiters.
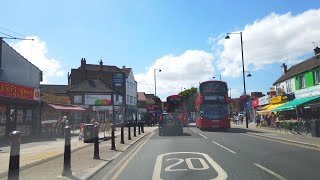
105, 131, 155, 180
185, 158, 209, 170
211, 141, 237, 154
152, 152, 228, 180
253, 163, 288, 180
190, 128, 208, 139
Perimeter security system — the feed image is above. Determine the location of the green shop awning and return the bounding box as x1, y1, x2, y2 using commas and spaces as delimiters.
272, 95, 320, 112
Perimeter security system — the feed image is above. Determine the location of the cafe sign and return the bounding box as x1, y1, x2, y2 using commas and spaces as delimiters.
270, 95, 288, 104
41, 92, 71, 104
0, 81, 38, 100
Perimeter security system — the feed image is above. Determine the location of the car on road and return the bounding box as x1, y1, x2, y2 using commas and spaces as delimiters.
158, 113, 183, 136
188, 117, 195, 123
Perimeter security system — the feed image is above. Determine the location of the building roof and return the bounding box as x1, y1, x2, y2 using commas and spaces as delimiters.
122, 68, 132, 77
137, 92, 147, 102
40, 84, 69, 94
273, 55, 320, 85
78, 64, 121, 72
68, 80, 119, 93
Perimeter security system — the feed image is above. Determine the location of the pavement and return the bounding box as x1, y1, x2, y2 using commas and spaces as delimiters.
232, 122, 320, 148
0, 126, 158, 180
92, 124, 320, 180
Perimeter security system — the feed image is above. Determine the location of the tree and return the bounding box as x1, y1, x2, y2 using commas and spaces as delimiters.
179, 87, 198, 115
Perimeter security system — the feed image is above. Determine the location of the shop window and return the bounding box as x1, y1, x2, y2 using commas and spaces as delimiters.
298, 75, 306, 89
0, 106, 6, 124
17, 110, 24, 123
314, 69, 320, 85
26, 110, 32, 122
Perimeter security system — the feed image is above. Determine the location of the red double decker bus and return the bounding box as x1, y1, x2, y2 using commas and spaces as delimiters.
166, 95, 188, 126
195, 80, 230, 130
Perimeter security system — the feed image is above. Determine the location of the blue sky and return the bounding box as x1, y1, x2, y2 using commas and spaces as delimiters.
1, 1, 320, 100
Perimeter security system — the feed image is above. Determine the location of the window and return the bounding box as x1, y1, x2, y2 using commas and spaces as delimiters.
133, 97, 136, 104
286, 80, 292, 93
298, 75, 306, 89
74, 95, 82, 104
116, 95, 119, 101
130, 96, 133, 103
127, 95, 129, 103
314, 69, 320, 85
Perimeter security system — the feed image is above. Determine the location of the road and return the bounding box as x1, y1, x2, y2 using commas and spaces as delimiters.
92, 125, 320, 180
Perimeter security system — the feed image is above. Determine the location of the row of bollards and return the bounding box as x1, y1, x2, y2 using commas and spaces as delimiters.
7, 121, 145, 179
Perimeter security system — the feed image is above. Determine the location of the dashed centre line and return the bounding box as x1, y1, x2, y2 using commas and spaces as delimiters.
211, 141, 237, 154
253, 163, 288, 180
190, 128, 208, 139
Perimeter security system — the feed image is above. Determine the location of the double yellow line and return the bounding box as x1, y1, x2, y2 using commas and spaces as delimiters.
103, 131, 156, 180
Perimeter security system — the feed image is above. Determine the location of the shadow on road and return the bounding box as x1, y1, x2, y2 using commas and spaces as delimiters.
160, 132, 192, 137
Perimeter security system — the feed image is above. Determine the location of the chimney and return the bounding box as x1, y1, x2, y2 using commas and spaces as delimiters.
122, 65, 126, 69
81, 58, 86, 70
281, 63, 287, 75
67, 72, 70, 85
99, 60, 103, 71
314, 46, 320, 56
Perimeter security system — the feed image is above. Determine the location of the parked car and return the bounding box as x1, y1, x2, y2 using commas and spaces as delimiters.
159, 113, 183, 136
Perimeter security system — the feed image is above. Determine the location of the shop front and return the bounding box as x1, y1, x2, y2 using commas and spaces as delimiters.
0, 81, 40, 138
41, 93, 85, 135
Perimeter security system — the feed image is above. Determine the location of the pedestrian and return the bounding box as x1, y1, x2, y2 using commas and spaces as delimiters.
79, 123, 84, 140
91, 118, 96, 124
255, 114, 261, 127
63, 116, 69, 127
239, 115, 244, 125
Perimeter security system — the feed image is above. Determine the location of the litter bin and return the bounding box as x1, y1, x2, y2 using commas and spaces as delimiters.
310, 120, 320, 137
83, 124, 95, 143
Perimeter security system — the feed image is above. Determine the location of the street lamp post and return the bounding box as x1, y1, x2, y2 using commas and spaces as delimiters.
154, 69, 161, 96
225, 32, 249, 128
213, 75, 222, 81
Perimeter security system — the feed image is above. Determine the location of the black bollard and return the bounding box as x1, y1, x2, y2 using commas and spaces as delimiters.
141, 122, 145, 133
138, 121, 141, 135
111, 124, 116, 150
120, 123, 125, 144
62, 126, 72, 176
8, 131, 22, 180
93, 125, 100, 159
134, 123, 137, 137
128, 124, 131, 140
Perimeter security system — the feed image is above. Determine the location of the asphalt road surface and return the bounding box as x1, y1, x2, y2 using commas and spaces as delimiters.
92, 125, 320, 180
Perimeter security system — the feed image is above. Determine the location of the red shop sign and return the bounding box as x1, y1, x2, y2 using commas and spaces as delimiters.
252, 99, 259, 108
0, 82, 34, 100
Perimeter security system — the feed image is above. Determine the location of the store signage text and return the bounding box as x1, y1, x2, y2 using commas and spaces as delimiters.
270, 95, 287, 104
258, 95, 269, 105
41, 93, 71, 104
0, 82, 36, 100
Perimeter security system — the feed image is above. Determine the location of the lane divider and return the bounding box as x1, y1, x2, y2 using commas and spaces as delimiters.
211, 141, 237, 155
189, 128, 208, 139
253, 163, 287, 180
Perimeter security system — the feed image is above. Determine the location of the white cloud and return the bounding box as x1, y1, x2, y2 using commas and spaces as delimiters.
136, 50, 214, 100
11, 36, 65, 84
212, 9, 320, 78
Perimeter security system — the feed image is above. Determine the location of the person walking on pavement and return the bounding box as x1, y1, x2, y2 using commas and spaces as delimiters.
63, 116, 69, 126
255, 114, 261, 128
239, 115, 244, 125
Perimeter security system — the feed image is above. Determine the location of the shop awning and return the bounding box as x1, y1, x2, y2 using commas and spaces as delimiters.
48, 104, 86, 111
272, 95, 320, 112
256, 103, 284, 113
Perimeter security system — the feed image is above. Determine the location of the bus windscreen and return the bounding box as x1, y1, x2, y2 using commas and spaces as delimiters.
200, 81, 227, 95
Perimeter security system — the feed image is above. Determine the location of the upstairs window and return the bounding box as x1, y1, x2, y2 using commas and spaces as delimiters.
286, 80, 292, 93
314, 69, 320, 85
298, 75, 306, 89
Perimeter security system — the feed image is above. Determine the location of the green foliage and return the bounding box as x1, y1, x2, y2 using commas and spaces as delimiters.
179, 87, 198, 115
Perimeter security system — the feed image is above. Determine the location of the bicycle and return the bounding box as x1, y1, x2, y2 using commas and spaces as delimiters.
289, 121, 300, 135
298, 119, 311, 136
